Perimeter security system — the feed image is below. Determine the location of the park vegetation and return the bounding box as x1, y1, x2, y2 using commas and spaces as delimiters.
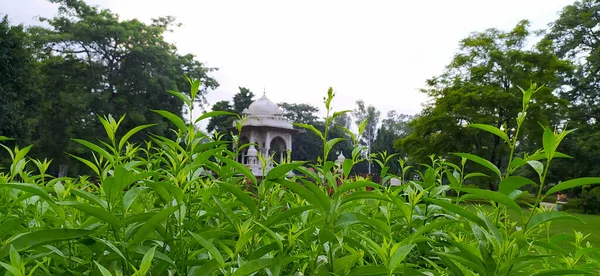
2, 0, 600, 274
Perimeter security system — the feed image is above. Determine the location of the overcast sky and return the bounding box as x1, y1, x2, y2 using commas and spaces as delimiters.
3, 0, 574, 129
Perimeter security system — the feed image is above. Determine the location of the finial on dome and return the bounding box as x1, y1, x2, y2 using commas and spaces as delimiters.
263, 87, 266, 96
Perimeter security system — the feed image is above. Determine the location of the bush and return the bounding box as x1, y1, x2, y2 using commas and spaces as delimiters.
581, 186, 600, 214
1, 83, 599, 275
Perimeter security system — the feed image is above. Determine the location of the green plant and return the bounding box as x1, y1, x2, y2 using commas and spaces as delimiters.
1, 81, 599, 275
581, 186, 600, 214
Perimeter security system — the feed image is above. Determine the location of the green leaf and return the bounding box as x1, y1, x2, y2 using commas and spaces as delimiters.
0, 229, 92, 258
128, 245, 175, 267
531, 269, 595, 276
460, 188, 522, 215
272, 179, 323, 209
216, 155, 257, 185
124, 187, 150, 211
457, 188, 522, 215
151, 109, 188, 133
335, 212, 386, 231
499, 176, 536, 196
67, 153, 100, 176
468, 124, 509, 144
464, 172, 488, 180
72, 139, 114, 164
215, 181, 257, 214
130, 205, 179, 244
118, 124, 156, 151
195, 111, 237, 124
542, 127, 556, 161
263, 205, 315, 227
213, 196, 241, 229
527, 160, 544, 177
95, 261, 113, 276
0, 261, 21, 276
266, 161, 307, 180
136, 246, 156, 275
545, 177, 600, 196
526, 212, 583, 230
349, 265, 388, 276
189, 232, 225, 268
254, 221, 283, 251
325, 137, 345, 152
334, 252, 363, 275
341, 191, 391, 205
293, 123, 324, 140
452, 153, 501, 178
58, 201, 121, 227
425, 198, 486, 228
388, 244, 415, 272
335, 180, 378, 195
232, 258, 273, 276
0, 183, 65, 220
0, 217, 23, 239
0, 136, 14, 141
343, 158, 353, 178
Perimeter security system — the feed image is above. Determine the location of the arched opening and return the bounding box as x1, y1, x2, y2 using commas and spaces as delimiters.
269, 136, 287, 164
238, 136, 249, 163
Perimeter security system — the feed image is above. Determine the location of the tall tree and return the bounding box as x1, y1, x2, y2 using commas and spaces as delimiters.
206, 87, 254, 134
353, 100, 381, 174
396, 20, 572, 189
0, 16, 39, 146
278, 103, 319, 124
233, 87, 255, 114
206, 100, 234, 134
546, 0, 600, 180
28, 0, 218, 174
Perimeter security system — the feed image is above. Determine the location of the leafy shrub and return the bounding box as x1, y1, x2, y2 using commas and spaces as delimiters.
581, 186, 600, 214
1, 82, 600, 275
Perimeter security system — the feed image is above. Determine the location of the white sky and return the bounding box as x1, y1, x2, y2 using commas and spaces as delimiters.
3, 0, 574, 130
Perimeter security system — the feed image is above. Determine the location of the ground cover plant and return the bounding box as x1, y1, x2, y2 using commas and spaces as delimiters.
1, 80, 600, 275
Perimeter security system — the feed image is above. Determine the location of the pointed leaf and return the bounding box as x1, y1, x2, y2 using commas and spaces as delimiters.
151, 109, 188, 133
545, 177, 600, 196
195, 111, 237, 124
189, 232, 224, 268
266, 161, 307, 180
215, 181, 257, 214
389, 244, 415, 271
293, 123, 323, 140
526, 212, 583, 230
58, 201, 121, 227
216, 155, 257, 185
131, 206, 179, 244
0, 229, 92, 258
72, 139, 114, 164
499, 176, 536, 196
425, 198, 486, 227
231, 258, 273, 276
468, 124, 509, 144
118, 124, 156, 151
452, 153, 501, 178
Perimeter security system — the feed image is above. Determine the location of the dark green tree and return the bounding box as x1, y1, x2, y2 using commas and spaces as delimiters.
206, 87, 254, 134
25, 0, 218, 174
546, 0, 600, 180
372, 111, 415, 173
0, 16, 40, 146
396, 20, 572, 189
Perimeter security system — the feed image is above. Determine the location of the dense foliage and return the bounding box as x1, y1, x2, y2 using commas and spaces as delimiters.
1, 81, 600, 275
0, 0, 218, 176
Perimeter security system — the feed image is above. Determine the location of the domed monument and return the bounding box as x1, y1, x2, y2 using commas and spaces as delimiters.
233, 92, 299, 176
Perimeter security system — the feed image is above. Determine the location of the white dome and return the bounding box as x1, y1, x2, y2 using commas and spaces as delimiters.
245, 94, 283, 115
